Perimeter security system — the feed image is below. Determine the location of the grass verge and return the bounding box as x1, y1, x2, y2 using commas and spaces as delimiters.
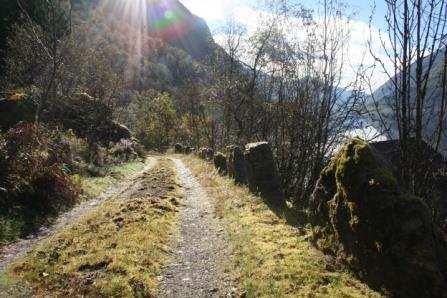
182, 155, 381, 298
2, 158, 181, 297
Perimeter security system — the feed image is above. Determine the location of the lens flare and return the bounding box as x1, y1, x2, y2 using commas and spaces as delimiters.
87, 0, 194, 84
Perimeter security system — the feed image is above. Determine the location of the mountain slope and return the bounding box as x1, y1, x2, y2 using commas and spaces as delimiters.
72, 0, 217, 62
368, 47, 447, 149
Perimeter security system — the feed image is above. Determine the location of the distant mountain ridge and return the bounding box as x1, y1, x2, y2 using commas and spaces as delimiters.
366, 47, 447, 150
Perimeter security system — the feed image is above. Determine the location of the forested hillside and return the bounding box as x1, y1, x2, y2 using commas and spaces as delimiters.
1, 0, 447, 297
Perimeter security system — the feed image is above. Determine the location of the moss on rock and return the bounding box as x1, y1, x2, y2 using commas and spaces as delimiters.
310, 138, 447, 297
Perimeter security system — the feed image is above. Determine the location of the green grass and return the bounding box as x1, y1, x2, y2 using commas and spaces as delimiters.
75, 159, 149, 200
3, 158, 182, 297
182, 156, 381, 298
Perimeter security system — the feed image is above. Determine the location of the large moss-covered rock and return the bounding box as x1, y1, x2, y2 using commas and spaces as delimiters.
244, 142, 283, 202
213, 152, 227, 175
310, 138, 447, 297
226, 145, 247, 185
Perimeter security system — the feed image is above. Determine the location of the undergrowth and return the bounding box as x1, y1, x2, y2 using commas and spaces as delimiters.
182, 155, 381, 298
0, 123, 81, 246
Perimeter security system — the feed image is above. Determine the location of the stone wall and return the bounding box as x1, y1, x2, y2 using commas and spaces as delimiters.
226, 145, 248, 185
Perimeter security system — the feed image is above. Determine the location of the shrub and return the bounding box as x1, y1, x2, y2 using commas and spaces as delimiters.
0, 89, 36, 131
0, 123, 81, 243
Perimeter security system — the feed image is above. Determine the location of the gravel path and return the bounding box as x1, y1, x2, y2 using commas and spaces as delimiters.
159, 158, 234, 298
0, 157, 157, 273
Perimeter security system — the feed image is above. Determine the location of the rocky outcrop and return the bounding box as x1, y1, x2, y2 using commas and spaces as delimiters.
310, 138, 447, 297
213, 152, 227, 175
244, 142, 283, 202
226, 146, 247, 185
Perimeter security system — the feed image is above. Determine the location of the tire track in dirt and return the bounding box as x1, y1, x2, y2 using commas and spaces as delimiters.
159, 157, 233, 298
0, 157, 157, 273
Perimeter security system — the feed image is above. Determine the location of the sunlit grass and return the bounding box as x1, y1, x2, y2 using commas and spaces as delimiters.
4, 158, 182, 297
182, 155, 381, 298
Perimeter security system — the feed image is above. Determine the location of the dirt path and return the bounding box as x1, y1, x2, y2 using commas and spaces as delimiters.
159, 158, 234, 298
0, 157, 157, 273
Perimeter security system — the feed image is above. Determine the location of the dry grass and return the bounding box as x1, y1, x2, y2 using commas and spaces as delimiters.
3, 158, 182, 297
182, 155, 382, 298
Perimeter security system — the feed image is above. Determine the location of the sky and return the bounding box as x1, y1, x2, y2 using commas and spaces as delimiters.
181, 0, 391, 90
182, 0, 387, 30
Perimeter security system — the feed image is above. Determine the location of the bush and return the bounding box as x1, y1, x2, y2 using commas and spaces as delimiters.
0, 123, 81, 243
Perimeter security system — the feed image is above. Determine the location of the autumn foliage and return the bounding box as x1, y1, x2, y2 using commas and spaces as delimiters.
0, 123, 80, 242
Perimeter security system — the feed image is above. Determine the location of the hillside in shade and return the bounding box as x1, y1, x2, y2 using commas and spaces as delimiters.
367, 47, 447, 151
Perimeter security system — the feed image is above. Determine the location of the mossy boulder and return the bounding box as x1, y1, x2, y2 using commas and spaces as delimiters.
213, 152, 227, 175
174, 143, 184, 154
226, 145, 247, 185
310, 138, 447, 297
244, 142, 283, 203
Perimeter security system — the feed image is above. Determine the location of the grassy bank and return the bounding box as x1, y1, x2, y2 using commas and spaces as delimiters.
2, 158, 182, 297
182, 156, 381, 298
0, 159, 148, 248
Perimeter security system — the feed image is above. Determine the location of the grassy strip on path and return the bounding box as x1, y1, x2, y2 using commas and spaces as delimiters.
182, 155, 381, 298
2, 158, 182, 297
